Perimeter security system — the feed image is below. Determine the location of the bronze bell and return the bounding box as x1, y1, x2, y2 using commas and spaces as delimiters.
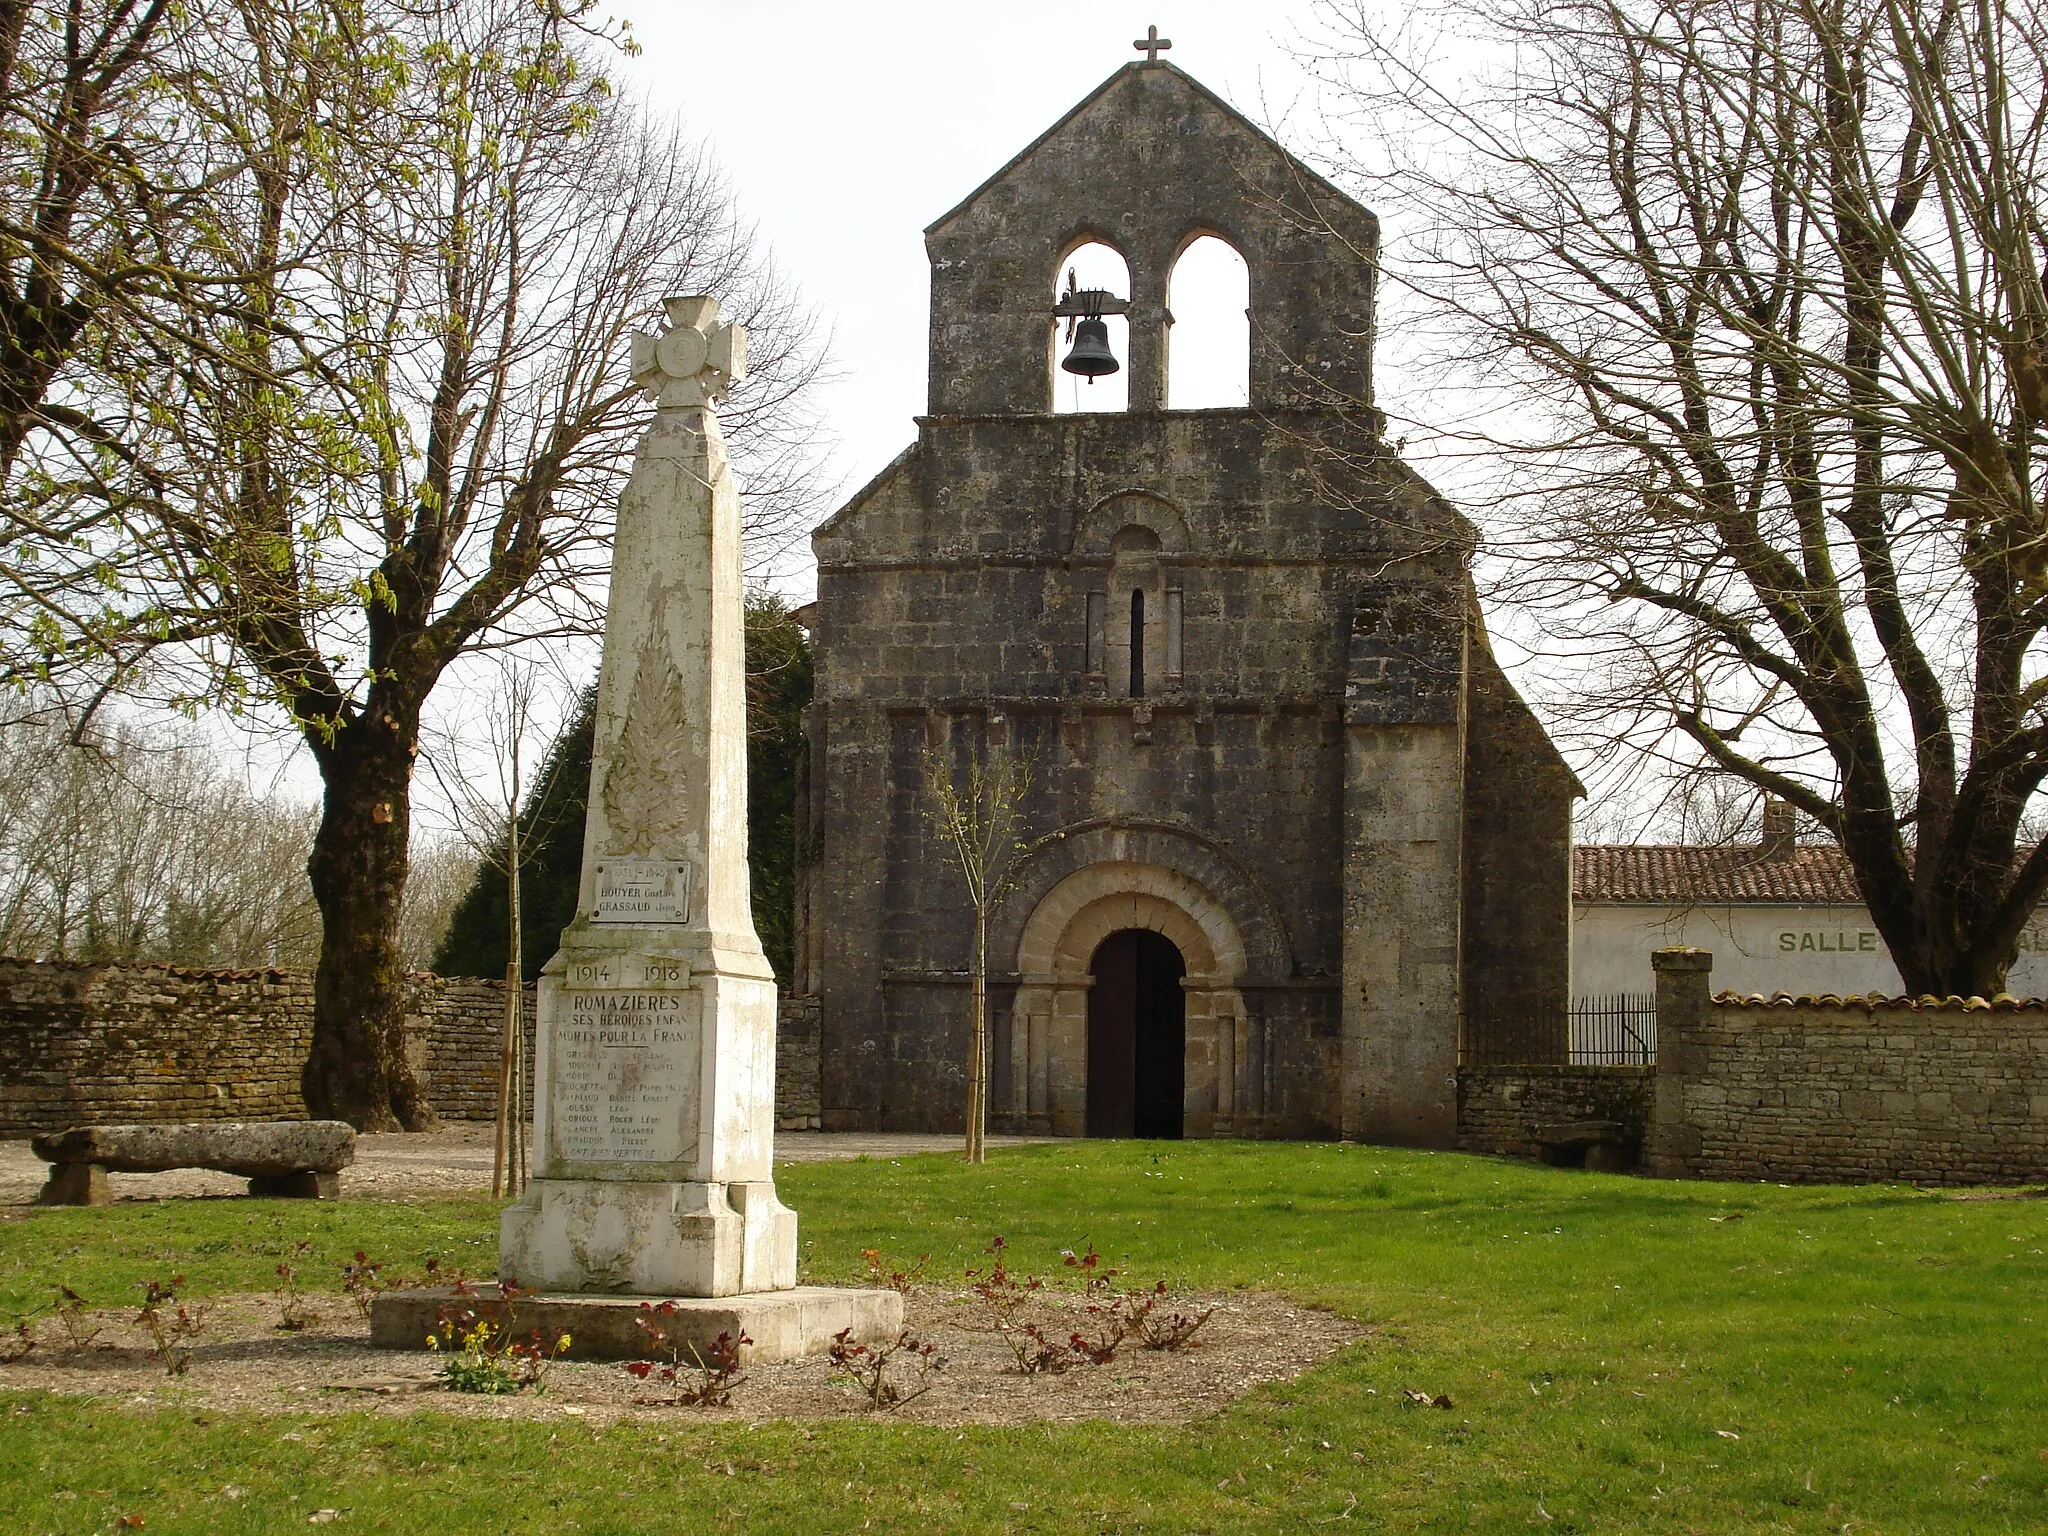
1061, 316, 1120, 380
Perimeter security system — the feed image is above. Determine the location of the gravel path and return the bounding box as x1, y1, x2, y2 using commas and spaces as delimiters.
0, 1128, 1051, 1206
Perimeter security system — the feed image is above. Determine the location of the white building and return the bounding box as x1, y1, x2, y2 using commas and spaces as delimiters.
1568, 809, 2048, 1060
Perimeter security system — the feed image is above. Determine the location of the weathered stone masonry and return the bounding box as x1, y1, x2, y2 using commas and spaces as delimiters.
1457, 953, 2048, 1185
801, 59, 1581, 1145
0, 958, 824, 1136
10, 957, 2045, 1185
1455, 1065, 1654, 1162
774, 992, 822, 1131
0, 958, 534, 1133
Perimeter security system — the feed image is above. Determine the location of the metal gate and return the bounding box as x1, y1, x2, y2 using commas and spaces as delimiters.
1568, 993, 1657, 1065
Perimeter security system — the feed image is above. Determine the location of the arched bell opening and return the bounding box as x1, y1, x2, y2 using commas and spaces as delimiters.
1051, 240, 1131, 415
1166, 233, 1251, 409
1086, 928, 1187, 1138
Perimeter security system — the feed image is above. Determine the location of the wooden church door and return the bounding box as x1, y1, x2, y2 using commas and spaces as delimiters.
1086, 929, 1187, 1138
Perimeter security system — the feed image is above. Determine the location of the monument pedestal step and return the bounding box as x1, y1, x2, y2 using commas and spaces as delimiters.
368, 1284, 902, 1364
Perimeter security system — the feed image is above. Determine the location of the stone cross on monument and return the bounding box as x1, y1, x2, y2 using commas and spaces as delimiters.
458, 295, 897, 1361
1133, 25, 1172, 62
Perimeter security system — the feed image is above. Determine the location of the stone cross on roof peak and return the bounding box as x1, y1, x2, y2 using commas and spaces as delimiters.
1133, 25, 1171, 63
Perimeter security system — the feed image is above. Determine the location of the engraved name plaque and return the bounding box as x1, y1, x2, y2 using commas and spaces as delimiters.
549, 988, 700, 1166
592, 859, 692, 924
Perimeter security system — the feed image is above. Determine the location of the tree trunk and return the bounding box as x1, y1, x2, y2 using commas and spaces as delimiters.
1897, 917, 2020, 1002
494, 767, 523, 1197
0, 298, 88, 476
965, 910, 987, 1164
301, 719, 439, 1132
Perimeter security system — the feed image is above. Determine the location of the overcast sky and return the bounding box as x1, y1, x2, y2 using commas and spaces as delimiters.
607, 2, 1336, 588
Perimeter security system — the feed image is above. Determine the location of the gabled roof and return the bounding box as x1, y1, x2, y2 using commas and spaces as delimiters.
1574, 844, 1864, 904
810, 442, 918, 544
924, 61, 1371, 236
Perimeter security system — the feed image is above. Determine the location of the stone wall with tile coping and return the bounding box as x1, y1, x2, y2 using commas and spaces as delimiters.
1648, 947, 2048, 1186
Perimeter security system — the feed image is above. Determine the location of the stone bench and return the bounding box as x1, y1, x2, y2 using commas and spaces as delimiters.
1531, 1120, 1638, 1172
29, 1121, 355, 1205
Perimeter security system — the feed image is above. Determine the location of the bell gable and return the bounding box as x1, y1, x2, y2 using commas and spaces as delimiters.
924, 61, 1381, 416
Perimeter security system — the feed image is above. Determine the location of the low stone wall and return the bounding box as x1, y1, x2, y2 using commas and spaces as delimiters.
775, 993, 821, 1130
406, 979, 537, 1124
1649, 948, 2048, 1186
0, 958, 820, 1136
1456, 1064, 1653, 1160
0, 959, 316, 1133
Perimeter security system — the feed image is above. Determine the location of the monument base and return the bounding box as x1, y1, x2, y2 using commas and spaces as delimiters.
369, 1284, 902, 1364
500, 1178, 797, 1297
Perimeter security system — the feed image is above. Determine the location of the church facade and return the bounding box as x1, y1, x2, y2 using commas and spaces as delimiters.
795, 59, 1579, 1147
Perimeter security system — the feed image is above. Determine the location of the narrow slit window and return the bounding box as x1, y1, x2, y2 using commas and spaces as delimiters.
1165, 587, 1184, 679
1130, 588, 1146, 699
1086, 591, 1106, 672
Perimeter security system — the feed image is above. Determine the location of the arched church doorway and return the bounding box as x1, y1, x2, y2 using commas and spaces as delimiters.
1005, 857, 1250, 1139
1086, 929, 1186, 1138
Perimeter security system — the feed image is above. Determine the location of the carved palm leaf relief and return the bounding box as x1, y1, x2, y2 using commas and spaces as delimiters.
601, 639, 694, 858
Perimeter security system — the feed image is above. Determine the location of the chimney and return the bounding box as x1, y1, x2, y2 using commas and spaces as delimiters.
1759, 798, 1796, 861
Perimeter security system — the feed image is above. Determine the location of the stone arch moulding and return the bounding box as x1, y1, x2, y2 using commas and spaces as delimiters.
1169, 222, 1252, 266
1055, 226, 1135, 273
987, 820, 1295, 1141
991, 819, 1293, 979
1004, 861, 1248, 1141
1071, 489, 1191, 556
1165, 224, 1256, 324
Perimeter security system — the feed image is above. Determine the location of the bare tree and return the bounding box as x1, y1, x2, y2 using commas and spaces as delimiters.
1303, 0, 2048, 994
923, 735, 1034, 1164
0, 0, 188, 476
0, 708, 322, 965
422, 654, 574, 1195
0, 0, 830, 1126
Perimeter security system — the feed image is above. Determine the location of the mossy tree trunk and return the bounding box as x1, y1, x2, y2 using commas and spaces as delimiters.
303, 713, 437, 1131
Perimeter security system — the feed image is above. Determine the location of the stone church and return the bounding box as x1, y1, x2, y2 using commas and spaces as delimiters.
793, 55, 1580, 1147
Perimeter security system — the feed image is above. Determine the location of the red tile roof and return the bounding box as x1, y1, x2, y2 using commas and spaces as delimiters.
1574, 843, 1864, 904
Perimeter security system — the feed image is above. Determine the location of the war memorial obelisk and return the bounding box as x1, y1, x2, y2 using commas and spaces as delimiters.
498, 292, 798, 1301
380, 296, 896, 1362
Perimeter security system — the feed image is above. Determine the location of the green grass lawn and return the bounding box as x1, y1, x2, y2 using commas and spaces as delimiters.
1, 1141, 2044, 1534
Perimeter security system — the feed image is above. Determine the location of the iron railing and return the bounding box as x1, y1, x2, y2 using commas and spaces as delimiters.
1568, 993, 1657, 1065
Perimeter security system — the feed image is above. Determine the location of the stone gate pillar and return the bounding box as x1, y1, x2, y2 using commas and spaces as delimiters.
1648, 946, 1713, 1176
